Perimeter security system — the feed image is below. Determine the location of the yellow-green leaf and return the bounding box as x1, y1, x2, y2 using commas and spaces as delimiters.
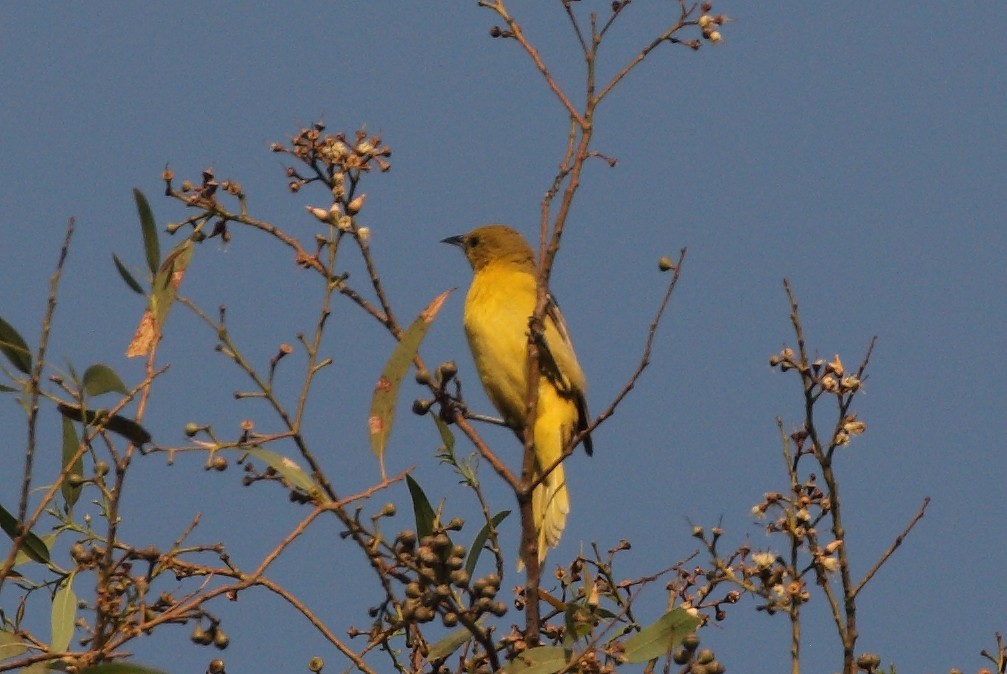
243, 448, 323, 500
465, 510, 509, 579
620, 609, 701, 663
368, 290, 452, 470
500, 645, 569, 674
61, 416, 84, 509
426, 618, 484, 661
0, 315, 31, 375
83, 364, 130, 397
406, 475, 436, 539
126, 238, 194, 358
433, 414, 455, 453
0, 629, 29, 659
21, 662, 50, 674
81, 662, 169, 674
15, 532, 57, 568
51, 573, 77, 653
133, 188, 160, 276
112, 253, 145, 295
0, 502, 49, 564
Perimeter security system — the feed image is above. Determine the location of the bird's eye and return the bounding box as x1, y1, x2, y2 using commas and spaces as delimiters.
467, 235, 479, 248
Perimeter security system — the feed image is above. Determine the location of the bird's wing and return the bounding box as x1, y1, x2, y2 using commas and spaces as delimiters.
540, 293, 593, 456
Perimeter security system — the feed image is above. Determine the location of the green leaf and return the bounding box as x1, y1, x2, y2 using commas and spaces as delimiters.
0, 629, 29, 659
56, 404, 152, 446
83, 364, 130, 397
15, 532, 58, 567
126, 239, 195, 358
426, 618, 484, 661
406, 475, 436, 539
369, 290, 452, 471
61, 416, 84, 509
500, 646, 569, 674
465, 510, 510, 579
0, 315, 31, 374
0, 502, 50, 564
563, 602, 596, 648
620, 608, 702, 663
433, 414, 455, 453
112, 253, 145, 295
133, 188, 160, 276
21, 663, 50, 674
80, 663, 170, 674
150, 239, 193, 326
0, 383, 17, 393
51, 573, 77, 652
243, 448, 324, 500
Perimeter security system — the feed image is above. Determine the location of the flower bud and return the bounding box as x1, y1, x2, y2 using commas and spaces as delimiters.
346, 194, 366, 215
855, 653, 881, 670
827, 354, 844, 376
307, 206, 330, 222
840, 375, 861, 392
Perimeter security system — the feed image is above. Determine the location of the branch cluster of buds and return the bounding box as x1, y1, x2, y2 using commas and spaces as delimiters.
672, 634, 726, 674
680, 512, 842, 622
697, 2, 730, 44
750, 482, 845, 600
771, 350, 862, 396
190, 618, 230, 650
163, 167, 240, 243
64, 539, 231, 654
353, 523, 506, 646
274, 124, 391, 180
275, 123, 390, 246
765, 350, 861, 390
771, 350, 868, 450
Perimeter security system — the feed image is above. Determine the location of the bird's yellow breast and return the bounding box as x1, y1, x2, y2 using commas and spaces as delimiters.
462, 262, 537, 429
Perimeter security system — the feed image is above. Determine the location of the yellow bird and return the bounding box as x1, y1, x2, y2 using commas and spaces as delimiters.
444, 225, 592, 566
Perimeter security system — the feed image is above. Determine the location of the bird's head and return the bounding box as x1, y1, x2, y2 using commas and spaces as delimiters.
442, 224, 536, 272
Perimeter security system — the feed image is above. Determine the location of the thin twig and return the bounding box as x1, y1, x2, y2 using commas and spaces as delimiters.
853, 496, 930, 597
19, 217, 75, 522
580, 248, 686, 439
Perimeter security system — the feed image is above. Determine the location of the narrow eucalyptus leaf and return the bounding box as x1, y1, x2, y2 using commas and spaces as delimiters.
0, 503, 50, 564
61, 417, 83, 509
406, 475, 436, 539
133, 188, 160, 275
50, 573, 77, 653
56, 403, 152, 446
112, 253, 146, 294
465, 510, 510, 579
0, 315, 32, 374
369, 290, 452, 469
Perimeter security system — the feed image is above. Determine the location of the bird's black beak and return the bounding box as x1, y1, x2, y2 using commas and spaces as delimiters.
441, 235, 465, 248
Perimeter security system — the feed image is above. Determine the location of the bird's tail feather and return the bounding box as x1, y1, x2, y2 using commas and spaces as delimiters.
534, 462, 569, 555
517, 463, 569, 571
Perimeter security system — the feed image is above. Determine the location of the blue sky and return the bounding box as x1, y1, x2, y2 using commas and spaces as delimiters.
2, 3, 1005, 673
